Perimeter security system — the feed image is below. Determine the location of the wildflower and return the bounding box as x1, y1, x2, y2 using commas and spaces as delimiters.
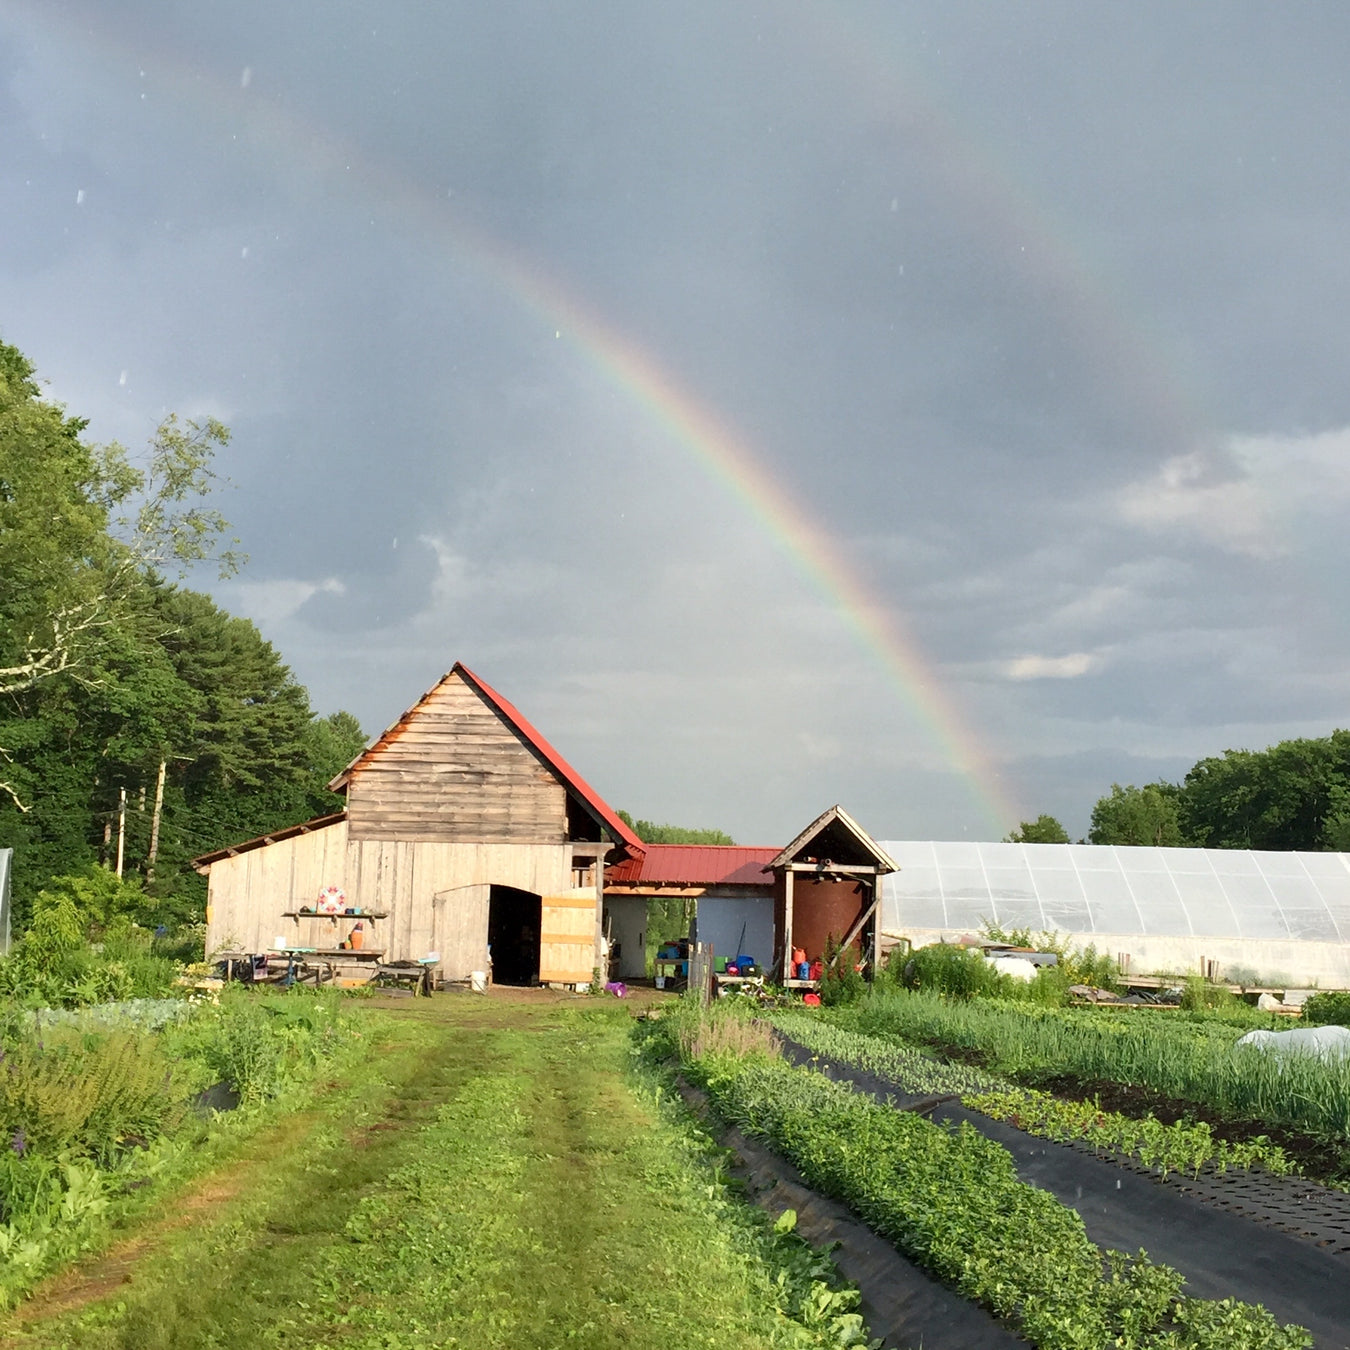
11, 1129, 26, 1157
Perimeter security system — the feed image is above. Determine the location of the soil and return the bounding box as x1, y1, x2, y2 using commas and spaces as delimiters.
924, 1039, 1350, 1184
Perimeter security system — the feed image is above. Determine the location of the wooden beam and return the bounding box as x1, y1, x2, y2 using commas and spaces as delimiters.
781, 868, 794, 979
782, 862, 882, 875
830, 892, 882, 970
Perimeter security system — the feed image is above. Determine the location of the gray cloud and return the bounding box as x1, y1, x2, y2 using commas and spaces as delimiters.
5, 1, 1350, 843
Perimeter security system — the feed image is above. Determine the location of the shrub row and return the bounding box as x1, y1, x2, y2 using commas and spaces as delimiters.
693, 1047, 1309, 1350
773, 1014, 1298, 1178
0, 986, 360, 1306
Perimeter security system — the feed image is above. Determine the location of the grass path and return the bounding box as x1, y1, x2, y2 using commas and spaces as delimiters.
1, 995, 864, 1350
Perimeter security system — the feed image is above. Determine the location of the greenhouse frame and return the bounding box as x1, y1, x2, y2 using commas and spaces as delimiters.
879, 841, 1350, 988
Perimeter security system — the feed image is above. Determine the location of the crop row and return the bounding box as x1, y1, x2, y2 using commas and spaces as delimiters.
841, 991, 1350, 1141
689, 1039, 1309, 1349
772, 1014, 1298, 1178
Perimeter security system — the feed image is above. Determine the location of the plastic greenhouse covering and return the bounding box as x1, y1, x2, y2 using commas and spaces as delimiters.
878, 842, 1350, 942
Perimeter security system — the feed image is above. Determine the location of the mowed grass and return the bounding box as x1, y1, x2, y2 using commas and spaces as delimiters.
2, 994, 860, 1350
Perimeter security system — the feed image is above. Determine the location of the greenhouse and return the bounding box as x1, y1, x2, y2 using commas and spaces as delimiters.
878, 841, 1350, 988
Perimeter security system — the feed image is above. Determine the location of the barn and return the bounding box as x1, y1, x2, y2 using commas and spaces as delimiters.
197, 660, 1350, 993
196, 663, 645, 986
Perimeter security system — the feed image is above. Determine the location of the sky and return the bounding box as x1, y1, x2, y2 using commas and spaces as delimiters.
5, 1, 1350, 846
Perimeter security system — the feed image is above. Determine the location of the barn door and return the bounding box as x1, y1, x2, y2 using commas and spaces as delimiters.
539, 886, 598, 985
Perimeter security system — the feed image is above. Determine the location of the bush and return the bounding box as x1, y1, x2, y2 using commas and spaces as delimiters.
901, 943, 1006, 1000
164, 986, 351, 1104
1180, 977, 1240, 1014
818, 935, 867, 1007
0, 870, 185, 1009
1301, 991, 1350, 1027
0, 1029, 189, 1166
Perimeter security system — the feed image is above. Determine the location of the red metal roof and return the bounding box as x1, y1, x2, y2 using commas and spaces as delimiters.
607, 844, 776, 888
328, 662, 643, 857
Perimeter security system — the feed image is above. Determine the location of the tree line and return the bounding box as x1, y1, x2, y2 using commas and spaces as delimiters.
0, 338, 366, 928
1008, 730, 1350, 851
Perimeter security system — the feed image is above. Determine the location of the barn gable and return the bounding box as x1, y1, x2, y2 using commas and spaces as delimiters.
331, 663, 643, 853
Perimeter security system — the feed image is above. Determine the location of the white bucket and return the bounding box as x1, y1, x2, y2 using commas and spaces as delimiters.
470, 970, 488, 993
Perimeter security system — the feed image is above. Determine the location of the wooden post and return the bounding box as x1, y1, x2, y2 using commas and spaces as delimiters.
116, 787, 127, 879
147, 759, 167, 880
781, 868, 794, 979
870, 876, 880, 975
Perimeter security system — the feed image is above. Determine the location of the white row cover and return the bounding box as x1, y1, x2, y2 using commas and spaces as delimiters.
878, 841, 1350, 944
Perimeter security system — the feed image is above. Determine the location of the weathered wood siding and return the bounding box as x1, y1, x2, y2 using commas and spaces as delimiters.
206, 817, 350, 956
346, 671, 568, 843
205, 828, 577, 980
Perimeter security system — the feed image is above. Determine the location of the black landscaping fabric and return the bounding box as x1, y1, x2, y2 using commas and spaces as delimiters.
776, 1033, 1350, 1349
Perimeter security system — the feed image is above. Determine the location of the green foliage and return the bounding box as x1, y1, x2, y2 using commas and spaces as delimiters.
1300, 991, 1350, 1026
844, 992, 1350, 1142
0, 1028, 189, 1166
1089, 783, 1186, 846
0, 870, 181, 1008
0, 337, 364, 924
165, 986, 351, 1105
774, 1014, 1298, 1179
616, 809, 735, 845
1179, 731, 1350, 851
980, 925, 1120, 998
1179, 977, 1240, 1013
818, 934, 867, 1007
0, 984, 362, 1309
901, 942, 1006, 1000
688, 1050, 1309, 1350
1004, 814, 1070, 843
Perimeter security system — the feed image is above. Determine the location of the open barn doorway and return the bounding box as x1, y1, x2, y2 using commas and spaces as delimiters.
487, 886, 541, 985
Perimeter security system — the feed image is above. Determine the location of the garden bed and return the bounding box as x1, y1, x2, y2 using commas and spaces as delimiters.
677, 1078, 1027, 1350
771, 1028, 1350, 1347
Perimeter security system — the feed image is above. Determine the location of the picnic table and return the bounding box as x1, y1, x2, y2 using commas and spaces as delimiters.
270, 947, 386, 986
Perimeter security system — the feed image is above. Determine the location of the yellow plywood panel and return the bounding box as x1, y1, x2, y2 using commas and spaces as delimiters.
539, 887, 597, 983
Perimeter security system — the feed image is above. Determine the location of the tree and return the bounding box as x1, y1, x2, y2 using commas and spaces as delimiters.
1177, 732, 1350, 850
616, 810, 735, 845
0, 339, 238, 704
1004, 814, 1070, 844
1089, 783, 1185, 847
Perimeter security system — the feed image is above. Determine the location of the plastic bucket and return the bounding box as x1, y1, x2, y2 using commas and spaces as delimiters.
470, 970, 488, 993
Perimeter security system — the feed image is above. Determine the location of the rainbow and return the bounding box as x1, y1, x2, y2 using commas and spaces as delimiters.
13, 2, 1231, 835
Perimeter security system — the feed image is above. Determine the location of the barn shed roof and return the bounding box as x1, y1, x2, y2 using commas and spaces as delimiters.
607, 844, 778, 889
327, 661, 643, 855
192, 810, 347, 871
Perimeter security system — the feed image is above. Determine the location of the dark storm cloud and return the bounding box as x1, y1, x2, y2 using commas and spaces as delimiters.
5, 1, 1350, 840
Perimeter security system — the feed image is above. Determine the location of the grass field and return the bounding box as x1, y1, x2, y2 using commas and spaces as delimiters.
0, 991, 873, 1350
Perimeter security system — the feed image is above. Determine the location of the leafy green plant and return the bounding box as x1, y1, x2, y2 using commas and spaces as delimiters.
0, 1028, 189, 1165
818, 934, 867, 1007
1301, 991, 1350, 1027
773, 1014, 1298, 1178
900, 942, 1006, 1000
687, 1051, 1309, 1350
842, 990, 1350, 1141
1180, 977, 1240, 1014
